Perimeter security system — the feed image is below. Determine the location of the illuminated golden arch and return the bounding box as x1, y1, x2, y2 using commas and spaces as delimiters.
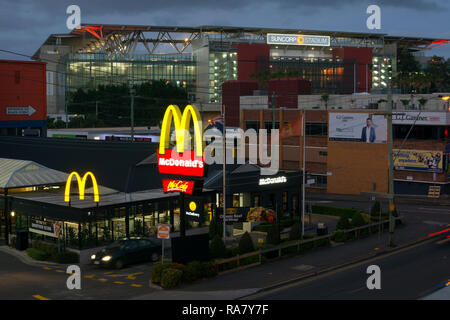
64, 171, 100, 203
159, 104, 203, 157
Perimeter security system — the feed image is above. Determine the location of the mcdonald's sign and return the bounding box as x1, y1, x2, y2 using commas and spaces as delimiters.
162, 179, 195, 195
64, 171, 100, 203
157, 104, 205, 177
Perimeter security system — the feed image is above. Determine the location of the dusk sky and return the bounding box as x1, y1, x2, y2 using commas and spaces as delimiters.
0, 0, 449, 59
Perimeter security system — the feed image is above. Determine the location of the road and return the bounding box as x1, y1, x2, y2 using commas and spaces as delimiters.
0, 250, 157, 300
251, 237, 450, 300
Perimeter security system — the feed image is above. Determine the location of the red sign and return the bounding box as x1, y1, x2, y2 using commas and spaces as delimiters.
162, 179, 195, 195
157, 224, 171, 239
157, 149, 205, 177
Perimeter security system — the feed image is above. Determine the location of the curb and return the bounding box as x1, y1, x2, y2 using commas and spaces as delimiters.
0, 246, 70, 268
238, 233, 444, 300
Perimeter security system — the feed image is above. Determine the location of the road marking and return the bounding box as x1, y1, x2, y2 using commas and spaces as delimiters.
105, 272, 144, 280
42, 267, 52, 270
245, 237, 438, 300
33, 295, 51, 300
114, 281, 126, 285
131, 284, 143, 287
97, 278, 108, 282
83, 275, 95, 279
291, 264, 314, 271
55, 270, 64, 273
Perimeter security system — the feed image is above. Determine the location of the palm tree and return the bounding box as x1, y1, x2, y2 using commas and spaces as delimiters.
321, 94, 330, 110
418, 98, 427, 110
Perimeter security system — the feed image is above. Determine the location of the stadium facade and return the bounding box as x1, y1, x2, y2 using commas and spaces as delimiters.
32, 24, 449, 114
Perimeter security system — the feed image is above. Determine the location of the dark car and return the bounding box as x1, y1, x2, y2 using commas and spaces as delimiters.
90, 237, 162, 269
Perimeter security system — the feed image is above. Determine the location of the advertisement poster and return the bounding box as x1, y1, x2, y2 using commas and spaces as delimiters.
393, 149, 443, 172
329, 113, 387, 143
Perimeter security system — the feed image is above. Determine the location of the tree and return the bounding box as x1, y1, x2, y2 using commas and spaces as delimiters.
238, 232, 255, 254
209, 235, 227, 259
418, 98, 428, 110
321, 94, 330, 110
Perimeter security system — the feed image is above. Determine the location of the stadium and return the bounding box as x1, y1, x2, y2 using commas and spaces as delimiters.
32, 24, 449, 114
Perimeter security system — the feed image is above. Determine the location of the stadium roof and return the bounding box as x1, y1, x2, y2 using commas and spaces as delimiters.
33, 24, 449, 59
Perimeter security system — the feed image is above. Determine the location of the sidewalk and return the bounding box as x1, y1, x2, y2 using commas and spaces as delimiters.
134, 213, 448, 300
307, 192, 450, 206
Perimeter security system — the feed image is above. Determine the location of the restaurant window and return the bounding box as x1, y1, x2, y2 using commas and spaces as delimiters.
253, 195, 260, 207
306, 122, 327, 136
308, 174, 327, 188
282, 191, 288, 211
245, 121, 260, 132
264, 121, 280, 131
233, 193, 244, 207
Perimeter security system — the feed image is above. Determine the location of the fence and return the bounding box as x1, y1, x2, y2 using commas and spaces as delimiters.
214, 217, 402, 274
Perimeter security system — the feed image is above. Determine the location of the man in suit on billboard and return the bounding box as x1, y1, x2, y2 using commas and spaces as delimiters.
361, 118, 376, 143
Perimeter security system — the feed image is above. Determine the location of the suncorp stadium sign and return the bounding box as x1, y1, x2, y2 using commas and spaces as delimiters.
267, 33, 330, 47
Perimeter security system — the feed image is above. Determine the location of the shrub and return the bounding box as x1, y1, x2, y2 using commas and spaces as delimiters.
370, 201, 381, 217
208, 219, 223, 239
266, 224, 280, 245
312, 205, 360, 219
26, 248, 49, 261
289, 222, 302, 241
183, 261, 203, 282
238, 232, 254, 255
333, 230, 347, 242
253, 223, 273, 233
52, 251, 79, 264
336, 216, 351, 230
33, 241, 58, 258
151, 264, 172, 284
160, 268, 183, 289
302, 233, 317, 240
210, 235, 227, 259
351, 212, 366, 228
200, 261, 218, 278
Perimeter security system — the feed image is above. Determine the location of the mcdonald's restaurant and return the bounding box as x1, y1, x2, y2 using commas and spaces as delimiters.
0, 104, 304, 261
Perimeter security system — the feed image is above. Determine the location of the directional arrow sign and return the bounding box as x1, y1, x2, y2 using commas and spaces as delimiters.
6, 105, 37, 116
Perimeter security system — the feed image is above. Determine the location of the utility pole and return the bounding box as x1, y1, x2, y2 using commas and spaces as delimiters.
271, 93, 276, 130
222, 105, 227, 243
387, 79, 395, 247
130, 88, 136, 142
301, 110, 306, 235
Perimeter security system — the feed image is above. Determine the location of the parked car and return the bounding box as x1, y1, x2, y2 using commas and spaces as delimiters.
90, 237, 162, 269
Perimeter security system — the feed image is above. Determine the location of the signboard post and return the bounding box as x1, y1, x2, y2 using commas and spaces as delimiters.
157, 224, 171, 264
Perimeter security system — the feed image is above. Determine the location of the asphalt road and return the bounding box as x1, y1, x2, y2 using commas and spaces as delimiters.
0, 251, 157, 300
252, 238, 450, 300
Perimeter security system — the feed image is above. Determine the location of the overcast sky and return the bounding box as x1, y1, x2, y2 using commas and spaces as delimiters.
0, 0, 449, 60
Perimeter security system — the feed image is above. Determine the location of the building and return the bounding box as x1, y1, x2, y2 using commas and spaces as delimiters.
0, 60, 47, 136
240, 106, 449, 196
32, 24, 449, 114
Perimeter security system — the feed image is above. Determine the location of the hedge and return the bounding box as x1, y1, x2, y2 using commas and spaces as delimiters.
52, 251, 79, 264
160, 268, 183, 289
312, 205, 362, 219
26, 248, 49, 261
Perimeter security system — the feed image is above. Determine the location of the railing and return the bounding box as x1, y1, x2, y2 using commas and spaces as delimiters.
214, 217, 402, 274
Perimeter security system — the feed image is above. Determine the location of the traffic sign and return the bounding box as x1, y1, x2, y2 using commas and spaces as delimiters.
6, 105, 37, 116
157, 224, 171, 239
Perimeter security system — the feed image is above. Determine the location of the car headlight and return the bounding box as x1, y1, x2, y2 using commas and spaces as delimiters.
101, 255, 112, 262
90, 254, 96, 260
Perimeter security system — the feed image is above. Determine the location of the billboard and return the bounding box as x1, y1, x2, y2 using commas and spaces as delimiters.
329, 113, 387, 143
392, 112, 449, 126
393, 149, 443, 172
267, 33, 330, 46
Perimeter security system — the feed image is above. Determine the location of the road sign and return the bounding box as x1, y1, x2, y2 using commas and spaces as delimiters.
6, 105, 37, 116
157, 224, 171, 239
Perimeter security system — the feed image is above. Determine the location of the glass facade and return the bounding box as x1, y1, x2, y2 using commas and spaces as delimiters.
269, 57, 345, 94
65, 53, 196, 93
208, 51, 237, 103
